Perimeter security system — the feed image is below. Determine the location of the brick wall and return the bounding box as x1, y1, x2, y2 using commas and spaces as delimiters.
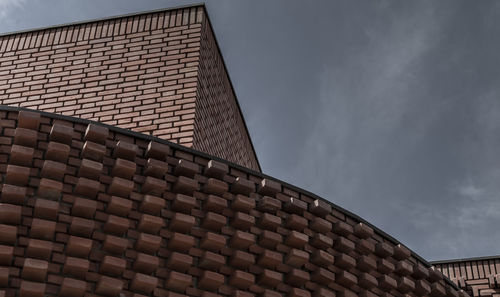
0, 5, 260, 171
192, 17, 260, 171
0, 107, 467, 297
434, 258, 500, 296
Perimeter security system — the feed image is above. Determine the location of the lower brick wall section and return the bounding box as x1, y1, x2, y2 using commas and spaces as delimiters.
0, 107, 466, 297
434, 258, 500, 297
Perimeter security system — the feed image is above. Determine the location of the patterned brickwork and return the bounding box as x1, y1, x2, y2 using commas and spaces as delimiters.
0, 5, 260, 171
434, 257, 500, 297
192, 15, 260, 171
0, 107, 466, 297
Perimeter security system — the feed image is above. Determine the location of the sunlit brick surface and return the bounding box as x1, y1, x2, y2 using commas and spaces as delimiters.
0, 108, 467, 297
0, 5, 259, 171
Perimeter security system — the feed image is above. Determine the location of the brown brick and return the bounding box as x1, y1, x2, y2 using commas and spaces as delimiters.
232, 195, 255, 213
199, 270, 225, 290
144, 158, 168, 178
14, 127, 37, 147
137, 214, 163, 234
139, 194, 165, 215
0, 245, 13, 265
19, 281, 46, 297
74, 177, 100, 198
104, 215, 129, 235
309, 199, 332, 218
34, 198, 59, 220
67, 236, 92, 257
78, 158, 103, 179
100, 255, 126, 276
0, 267, 8, 287
38, 178, 63, 199
173, 175, 198, 194
230, 230, 255, 249
285, 248, 309, 267
289, 288, 311, 297
31, 218, 56, 240
200, 232, 226, 252
133, 253, 159, 274
377, 258, 395, 274
257, 196, 281, 213
50, 124, 73, 144
359, 272, 378, 289
145, 141, 170, 160
335, 253, 356, 269
357, 255, 377, 272
84, 124, 108, 144
231, 177, 254, 195
108, 176, 134, 197
204, 160, 228, 178
169, 212, 195, 232
46, 141, 70, 161
82, 141, 106, 161
332, 221, 353, 236
95, 276, 123, 296
26, 239, 52, 260
107, 196, 133, 216
10, 144, 34, 166
232, 212, 255, 230
1, 184, 26, 204
5, 164, 30, 186
398, 276, 415, 293
375, 241, 394, 258
169, 232, 195, 252
136, 233, 161, 254
18, 110, 41, 130
284, 197, 307, 214
353, 222, 373, 239
257, 178, 281, 196
285, 231, 308, 248
114, 140, 138, 160
393, 244, 411, 260
257, 249, 282, 269
203, 194, 227, 213
0, 203, 21, 224
70, 217, 95, 237
258, 269, 282, 287
59, 278, 87, 297
22, 258, 48, 281
310, 217, 331, 234
286, 269, 310, 286
167, 252, 193, 272
311, 267, 335, 286
229, 270, 255, 290
72, 197, 97, 218
165, 270, 192, 292
258, 231, 281, 250
111, 158, 136, 179
130, 273, 158, 294
63, 257, 89, 279
142, 176, 167, 195
203, 178, 228, 195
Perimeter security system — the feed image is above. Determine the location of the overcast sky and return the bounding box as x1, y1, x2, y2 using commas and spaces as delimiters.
1, 0, 500, 261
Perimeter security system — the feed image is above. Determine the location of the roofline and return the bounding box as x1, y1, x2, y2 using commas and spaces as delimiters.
201, 5, 262, 172
0, 2, 205, 38
0, 104, 458, 290
431, 254, 500, 265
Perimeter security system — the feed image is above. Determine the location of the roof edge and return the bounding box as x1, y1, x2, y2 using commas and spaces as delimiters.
431, 254, 500, 265
0, 2, 205, 38
0, 104, 458, 290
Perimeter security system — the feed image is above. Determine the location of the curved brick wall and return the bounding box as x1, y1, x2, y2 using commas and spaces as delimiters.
0, 107, 467, 297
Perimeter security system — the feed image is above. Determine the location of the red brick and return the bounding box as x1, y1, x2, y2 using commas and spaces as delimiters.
165, 271, 192, 292
10, 144, 34, 166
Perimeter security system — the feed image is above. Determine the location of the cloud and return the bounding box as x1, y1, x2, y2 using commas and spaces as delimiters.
0, 0, 24, 17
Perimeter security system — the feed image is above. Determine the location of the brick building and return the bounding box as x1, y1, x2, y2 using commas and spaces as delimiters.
0, 3, 489, 297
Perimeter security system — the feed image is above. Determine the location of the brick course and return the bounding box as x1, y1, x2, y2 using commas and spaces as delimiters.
0, 107, 466, 297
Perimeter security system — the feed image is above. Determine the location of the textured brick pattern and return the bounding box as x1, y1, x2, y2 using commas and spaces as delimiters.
0, 5, 260, 171
434, 257, 500, 297
192, 16, 259, 171
0, 107, 466, 297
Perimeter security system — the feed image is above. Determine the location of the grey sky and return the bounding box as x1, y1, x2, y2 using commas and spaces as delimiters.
1, 0, 500, 261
